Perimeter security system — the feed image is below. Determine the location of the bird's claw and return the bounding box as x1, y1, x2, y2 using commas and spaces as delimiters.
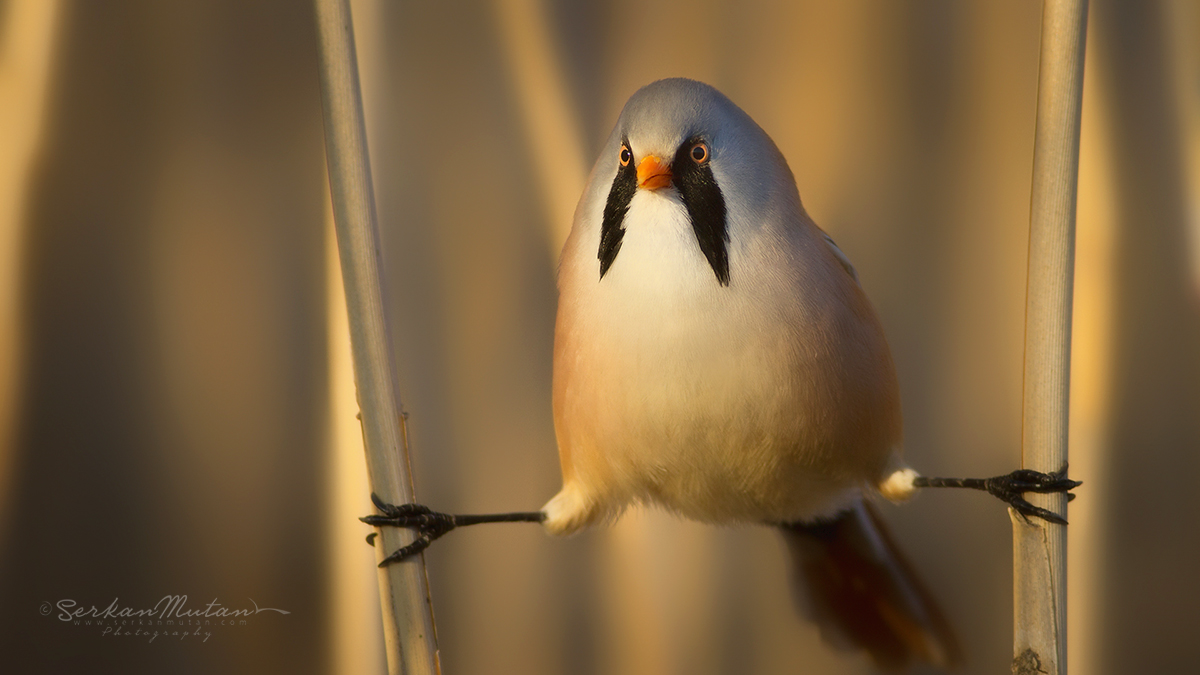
983, 465, 1081, 525
360, 493, 458, 567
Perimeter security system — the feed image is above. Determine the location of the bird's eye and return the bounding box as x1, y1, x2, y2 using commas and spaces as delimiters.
619, 145, 632, 166
690, 142, 709, 164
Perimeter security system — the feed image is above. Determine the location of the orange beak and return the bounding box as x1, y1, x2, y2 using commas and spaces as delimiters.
636, 156, 673, 190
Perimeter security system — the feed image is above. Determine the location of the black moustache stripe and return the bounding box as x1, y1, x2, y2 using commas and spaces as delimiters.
672, 136, 729, 286
597, 135, 729, 286
598, 139, 636, 279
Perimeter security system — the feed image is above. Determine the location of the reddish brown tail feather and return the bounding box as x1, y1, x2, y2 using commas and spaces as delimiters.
782, 501, 962, 671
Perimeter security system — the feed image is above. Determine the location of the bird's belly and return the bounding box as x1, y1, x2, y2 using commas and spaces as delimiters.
557, 295, 865, 524
613, 348, 854, 521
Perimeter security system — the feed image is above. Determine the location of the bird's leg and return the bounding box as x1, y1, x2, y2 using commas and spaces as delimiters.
361, 493, 546, 567
912, 464, 1081, 525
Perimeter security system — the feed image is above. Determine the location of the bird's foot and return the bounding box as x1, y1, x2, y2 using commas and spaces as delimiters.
981, 466, 1081, 525
914, 464, 1081, 525
361, 494, 457, 567
360, 493, 547, 567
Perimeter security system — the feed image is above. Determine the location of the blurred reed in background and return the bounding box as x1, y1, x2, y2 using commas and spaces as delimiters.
0, 1, 1197, 674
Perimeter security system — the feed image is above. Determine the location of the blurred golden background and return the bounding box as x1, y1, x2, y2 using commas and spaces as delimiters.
1, 1, 1198, 673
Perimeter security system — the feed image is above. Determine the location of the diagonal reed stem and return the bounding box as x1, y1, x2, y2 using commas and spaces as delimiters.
313, 1, 440, 673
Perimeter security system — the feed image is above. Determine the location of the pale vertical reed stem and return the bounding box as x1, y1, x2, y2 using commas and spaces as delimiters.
1015, 1, 1088, 674
313, 1, 440, 673
326, 1, 387, 674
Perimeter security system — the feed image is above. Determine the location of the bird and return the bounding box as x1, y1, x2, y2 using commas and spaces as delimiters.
362, 77, 1080, 671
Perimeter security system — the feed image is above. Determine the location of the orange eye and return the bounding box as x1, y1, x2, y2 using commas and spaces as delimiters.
690, 142, 709, 164
619, 144, 632, 166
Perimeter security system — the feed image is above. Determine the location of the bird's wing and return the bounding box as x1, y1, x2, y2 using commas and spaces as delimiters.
821, 231, 859, 283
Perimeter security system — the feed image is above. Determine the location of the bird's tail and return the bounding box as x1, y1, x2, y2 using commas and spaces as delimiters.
781, 500, 962, 671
